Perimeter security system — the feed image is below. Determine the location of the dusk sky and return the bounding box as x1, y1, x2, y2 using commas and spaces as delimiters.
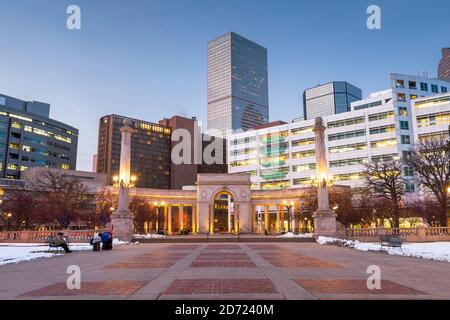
0, 0, 449, 171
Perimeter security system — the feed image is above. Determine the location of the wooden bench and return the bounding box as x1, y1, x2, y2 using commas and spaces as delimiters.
47, 236, 69, 253
379, 235, 403, 250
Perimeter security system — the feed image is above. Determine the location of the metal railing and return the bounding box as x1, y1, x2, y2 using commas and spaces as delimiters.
0, 229, 110, 243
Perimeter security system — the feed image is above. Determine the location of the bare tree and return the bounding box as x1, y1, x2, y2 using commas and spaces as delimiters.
364, 159, 406, 228
405, 139, 450, 226
129, 196, 152, 234
95, 187, 118, 227
1, 189, 36, 230
27, 170, 91, 228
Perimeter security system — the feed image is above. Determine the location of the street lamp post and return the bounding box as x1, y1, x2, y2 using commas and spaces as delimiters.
6, 213, 12, 231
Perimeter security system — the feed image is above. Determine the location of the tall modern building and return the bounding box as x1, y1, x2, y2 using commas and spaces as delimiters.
96, 115, 172, 189
207, 32, 269, 135
303, 81, 362, 120
229, 74, 449, 193
438, 48, 450, 80
96, 115, 227, 190
0, 94, 78, 179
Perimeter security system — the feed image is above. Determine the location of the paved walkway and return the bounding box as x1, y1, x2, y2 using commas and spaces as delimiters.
0, 242, 449, 300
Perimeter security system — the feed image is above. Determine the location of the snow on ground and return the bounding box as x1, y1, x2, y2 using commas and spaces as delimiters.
317, 236, 450, 263
0, 239, 129, 266
133, 234, 166, 239
277, 232, 314, 238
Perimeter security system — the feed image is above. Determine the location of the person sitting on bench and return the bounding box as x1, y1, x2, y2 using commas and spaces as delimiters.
55, 232, 72, 253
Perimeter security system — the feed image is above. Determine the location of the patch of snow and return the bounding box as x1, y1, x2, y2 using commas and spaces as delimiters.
0, 243, 91, 266
0, 240, 129, 266
277, 232, 314, 238
317, 236, 450, 263
134, 234, 166, 239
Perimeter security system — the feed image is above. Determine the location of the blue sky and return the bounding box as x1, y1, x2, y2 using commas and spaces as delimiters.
0, 0, 449, 171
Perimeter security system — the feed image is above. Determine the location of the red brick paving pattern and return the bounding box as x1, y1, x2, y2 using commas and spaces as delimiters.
165, 279, 277, 294
105, 261, 175, 269
165, 245, 201, 250
295, 279, 424, 295
205, 244, 241, 250
196, 254, 251, 261
190, 261, 257, 268
246, 244, 284, 251
19, 280, 146, 297
259, 253, 340, 268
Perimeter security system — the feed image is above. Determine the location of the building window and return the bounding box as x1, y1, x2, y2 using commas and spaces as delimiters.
431, 84, 439, 93
397, 93, 406, 102
408, 81, 417, 90
410, 94, 417, 100
442, 87, 448, 93
395, 79, 405, 88
405, 182, 415, 193
401, 135, 411, 144
399, 121, 409, 130
398, 107, 408, 116
403, 167, 414, 176
420, 82, 428, 91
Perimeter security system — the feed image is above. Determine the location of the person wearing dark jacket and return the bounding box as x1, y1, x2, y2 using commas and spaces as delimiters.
99, 232, 113, 250
55, 232, 72, 253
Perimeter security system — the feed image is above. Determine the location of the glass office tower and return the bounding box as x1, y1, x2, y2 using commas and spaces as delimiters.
207, 32, 269, 135
303, 81, 362, 120
0, 94, 78, 179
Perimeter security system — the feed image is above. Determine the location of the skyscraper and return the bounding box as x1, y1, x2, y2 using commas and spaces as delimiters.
207, 32, 269, 135
303, 81, 362, 120
438, 48, 450, 80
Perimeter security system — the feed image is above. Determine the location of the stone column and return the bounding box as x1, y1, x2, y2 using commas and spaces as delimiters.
312, 117, 337, 237
228, 197, 232, 233
163, 205, 168, 233
191, 205, 196, 234
280, 205, 285, 233
167, 205, 172, 235
264, 206, 270, 234
234, 203, 239, 234
294, 202, 299, 233
276, 205, 280, 233
179, 205, 184, 231
111, 120, 135, 242
208, 204, 214, 235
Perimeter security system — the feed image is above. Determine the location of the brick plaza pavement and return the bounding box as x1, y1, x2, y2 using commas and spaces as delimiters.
0, 242, 449, 300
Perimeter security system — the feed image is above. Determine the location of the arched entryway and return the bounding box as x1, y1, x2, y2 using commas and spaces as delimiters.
213, 191, 236, 233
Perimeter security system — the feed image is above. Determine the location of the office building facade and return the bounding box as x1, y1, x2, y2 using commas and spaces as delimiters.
229, 74, 449, 192
97, 115, 227, 190
207, 32, 269, 135
303, 81, 362, 120
0, 94, 78, 179
96, 115, 172, 189
438, 48, 450, 80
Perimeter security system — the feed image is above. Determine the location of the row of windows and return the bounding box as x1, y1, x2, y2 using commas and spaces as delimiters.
329, 157, 366, 168
395, 79, 448, 94
417, 112, 450, 127
327, 116, 364, 128
369, 125, 396, 135
368, 111, 394, 122
328, 129, 365, 141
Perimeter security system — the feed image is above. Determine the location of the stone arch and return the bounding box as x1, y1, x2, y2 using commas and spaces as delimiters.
210, 188, 238, 233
